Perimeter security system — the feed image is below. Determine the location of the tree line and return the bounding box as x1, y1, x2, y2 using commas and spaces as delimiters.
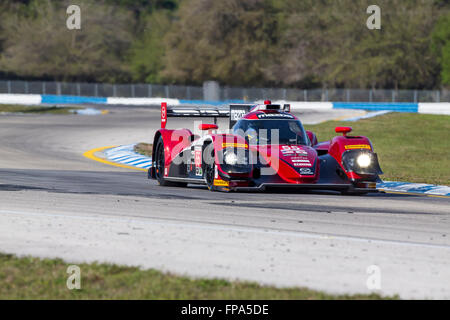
0, 0, 448, 89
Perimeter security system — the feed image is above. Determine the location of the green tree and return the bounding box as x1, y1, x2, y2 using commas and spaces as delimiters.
432, 12, 450, 86
0, 0, 135, 82
162, 0, 281, 86
129, 11, 172, 83
276, 0, 441, 89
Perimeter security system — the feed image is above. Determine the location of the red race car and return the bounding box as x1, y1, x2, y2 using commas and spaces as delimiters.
148, 101, 383, 194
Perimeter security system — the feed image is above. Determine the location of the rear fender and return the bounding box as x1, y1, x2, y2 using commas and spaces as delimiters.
152, 129, 192, 172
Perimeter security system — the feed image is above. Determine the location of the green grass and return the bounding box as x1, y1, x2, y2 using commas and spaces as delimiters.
0, 104, 80, 115
304, 113, 450, 186
134, 142, 153, 157
0, 253, 392, 300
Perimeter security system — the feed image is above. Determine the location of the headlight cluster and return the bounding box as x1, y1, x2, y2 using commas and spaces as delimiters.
220, 148, 252, 174
342, 150, 383, 175
356, 154, 371, 168
223, 149, 248, 165
224, 151, 239, 165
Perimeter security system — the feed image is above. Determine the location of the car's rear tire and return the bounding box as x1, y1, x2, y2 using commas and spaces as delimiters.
203, 144, 216, 191
154, 137, 187, 188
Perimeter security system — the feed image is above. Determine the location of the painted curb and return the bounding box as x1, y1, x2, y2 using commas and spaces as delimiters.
72, 108, 103, 115
333, 102, 418, 113
104, 144, 450, 197
1, 94, 449, 115
343, 110, 392, 122
42, 95, 107, 104
104, 144, 152, 169
377, 181, 450, 197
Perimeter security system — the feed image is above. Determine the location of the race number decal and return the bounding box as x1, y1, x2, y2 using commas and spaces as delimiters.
281, 145, 308, 156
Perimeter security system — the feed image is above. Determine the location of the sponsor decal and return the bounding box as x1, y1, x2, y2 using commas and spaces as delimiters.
194, 146, 202, 176
231, 109, 247, 121
299, 168, 314, 175
293, 162, 312, 167
164, 167, 168, 177
222, 143, 248, 149
161, 102, 167, 129
257, 113, 294, 119
345, 144, 371, 150
292, 158, 312, 167
214, 179, 230, 187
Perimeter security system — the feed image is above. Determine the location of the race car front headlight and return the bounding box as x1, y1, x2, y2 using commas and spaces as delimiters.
356, 154, 371, 168
341, 150, 383, 176
224, 151, 238, 165
219, 148, 253, 175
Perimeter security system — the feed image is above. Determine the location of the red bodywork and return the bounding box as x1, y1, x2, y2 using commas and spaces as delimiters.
150, 102, 382, 193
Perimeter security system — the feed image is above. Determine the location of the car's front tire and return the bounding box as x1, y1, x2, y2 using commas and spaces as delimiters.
340, 187, 368, 196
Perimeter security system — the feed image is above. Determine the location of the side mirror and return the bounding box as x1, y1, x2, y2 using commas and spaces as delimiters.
306, 130, 318, 146
199, 124, 218, 131
335, 127, 352, 136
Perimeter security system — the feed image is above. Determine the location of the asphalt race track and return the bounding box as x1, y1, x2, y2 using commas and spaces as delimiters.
0, 107, 449, 299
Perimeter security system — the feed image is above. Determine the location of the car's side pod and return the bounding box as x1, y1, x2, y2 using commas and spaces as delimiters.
327, 133, 382, 181
328, 135, 374, 164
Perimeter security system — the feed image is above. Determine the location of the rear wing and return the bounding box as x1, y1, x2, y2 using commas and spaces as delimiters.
228, 103, 291, 127
160, 102, 254, 129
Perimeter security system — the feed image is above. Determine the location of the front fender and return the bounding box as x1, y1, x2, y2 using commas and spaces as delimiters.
328, 135, 381, 181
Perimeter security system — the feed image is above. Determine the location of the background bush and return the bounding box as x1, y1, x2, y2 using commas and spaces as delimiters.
0, 0, 448, 89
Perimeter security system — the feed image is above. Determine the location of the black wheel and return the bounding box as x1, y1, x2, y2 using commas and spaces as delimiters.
341, 187, 368, 196
154, 137, 186, 187
203, 144, 216, 191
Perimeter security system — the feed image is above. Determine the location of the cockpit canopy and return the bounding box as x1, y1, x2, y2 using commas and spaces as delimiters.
232, 118, 309, 146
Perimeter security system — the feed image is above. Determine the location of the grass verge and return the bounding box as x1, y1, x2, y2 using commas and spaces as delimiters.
134, 142, 153, 157
0, 253, 392, 299
304, 113, 450, 186
0, 104, 80, 115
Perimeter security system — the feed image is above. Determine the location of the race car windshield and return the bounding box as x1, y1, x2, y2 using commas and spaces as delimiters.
233, 119, 309, 145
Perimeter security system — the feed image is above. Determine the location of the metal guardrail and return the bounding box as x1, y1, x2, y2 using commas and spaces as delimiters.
0, 80, 204, 101
0, 80, 448, 103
